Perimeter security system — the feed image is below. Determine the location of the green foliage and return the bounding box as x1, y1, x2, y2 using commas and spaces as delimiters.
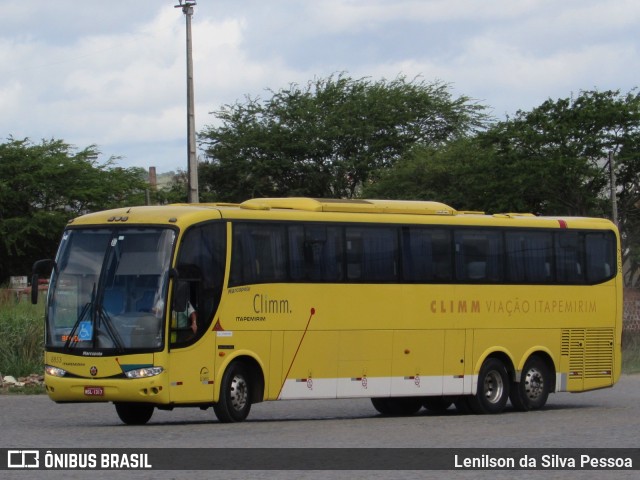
0, 137, 150, 283
364, 139, 504, 211
0, 299, 44, 377
368, 89, 640, 213
199, 74, 488, 201
481, 89, 640, 216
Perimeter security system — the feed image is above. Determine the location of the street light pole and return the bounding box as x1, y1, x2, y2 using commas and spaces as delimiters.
175, 0, 199, 203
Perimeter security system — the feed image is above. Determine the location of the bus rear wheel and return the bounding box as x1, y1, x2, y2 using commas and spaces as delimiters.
114, 402, 154, 425
468, 358, 510, 414
213, 362, 252, 423
510, 356, 551, 411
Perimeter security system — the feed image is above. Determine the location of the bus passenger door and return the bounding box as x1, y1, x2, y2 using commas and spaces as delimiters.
167, 280, 216, 404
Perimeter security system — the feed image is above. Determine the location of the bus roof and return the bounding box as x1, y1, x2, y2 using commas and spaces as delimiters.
67, 198, 616, 231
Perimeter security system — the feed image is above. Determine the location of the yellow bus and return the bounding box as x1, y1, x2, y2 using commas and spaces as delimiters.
33, 198, 622, 424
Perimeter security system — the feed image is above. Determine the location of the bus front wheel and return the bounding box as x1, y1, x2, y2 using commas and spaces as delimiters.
114, 402, 154, 425
468, 358, 510, 414
213, 362, 252, 423
510, 355, 551, 411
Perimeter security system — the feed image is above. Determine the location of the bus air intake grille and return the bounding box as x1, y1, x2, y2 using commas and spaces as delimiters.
584, 329, 614, 378
561, 328, 614, 379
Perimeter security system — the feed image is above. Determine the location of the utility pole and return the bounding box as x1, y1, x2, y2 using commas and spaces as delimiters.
609, 151, 618, 226
175, 0, 199, 203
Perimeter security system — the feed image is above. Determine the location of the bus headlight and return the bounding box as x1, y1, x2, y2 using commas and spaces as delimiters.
124, 366, 164, 379
45, 365, 67, 377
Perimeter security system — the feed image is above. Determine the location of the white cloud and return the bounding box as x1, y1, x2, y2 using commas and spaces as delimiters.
306, 0, 535, 33
0, 0, 638, 172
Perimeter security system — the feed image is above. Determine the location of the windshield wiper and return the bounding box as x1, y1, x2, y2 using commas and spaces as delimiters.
96, 307, 125, 353
63, 284, 95, 352
63, 286, 126, 352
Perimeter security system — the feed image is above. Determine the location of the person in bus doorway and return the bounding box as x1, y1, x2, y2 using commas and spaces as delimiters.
170, 281, 199, 343
152, 290, 198, 343
177, 301, 198, 335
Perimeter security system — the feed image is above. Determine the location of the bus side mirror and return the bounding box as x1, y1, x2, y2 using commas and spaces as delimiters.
31, 259, 54, 305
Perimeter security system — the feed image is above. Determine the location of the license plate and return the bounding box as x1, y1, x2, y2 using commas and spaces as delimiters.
84, 386, 104, 396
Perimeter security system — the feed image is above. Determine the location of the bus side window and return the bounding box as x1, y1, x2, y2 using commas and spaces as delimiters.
402, 227, 452, 282
231, 223, 289, 286
346, 226, 398, 282
288, 226, 306, 281
585, 232, 616, 283
555, 232, 585, 283
252, 226, 287, 282
300, 225, 343, 282
454, 230, 503, 283
505, 232, 552, 283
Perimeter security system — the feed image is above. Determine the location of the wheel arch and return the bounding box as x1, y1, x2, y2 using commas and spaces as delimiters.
517, 349, 557, 392
215, 352, 265, 404
474, 348, 517, 382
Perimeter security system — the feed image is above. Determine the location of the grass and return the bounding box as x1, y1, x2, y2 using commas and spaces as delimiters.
0, 296, 44, 379
1, 384, 47, 395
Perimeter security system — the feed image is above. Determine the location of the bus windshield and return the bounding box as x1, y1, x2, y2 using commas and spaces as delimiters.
45, 227, 176, 352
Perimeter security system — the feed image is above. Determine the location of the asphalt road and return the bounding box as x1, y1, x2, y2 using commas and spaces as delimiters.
2, 375, 639, 479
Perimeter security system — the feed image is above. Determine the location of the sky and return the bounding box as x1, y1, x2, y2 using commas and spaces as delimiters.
1, 0, 638, 174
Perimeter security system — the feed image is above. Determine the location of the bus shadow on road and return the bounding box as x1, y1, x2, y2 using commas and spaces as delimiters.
103, 401, 600, 427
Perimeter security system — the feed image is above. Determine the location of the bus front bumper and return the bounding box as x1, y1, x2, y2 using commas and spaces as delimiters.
44, 372, 170, 404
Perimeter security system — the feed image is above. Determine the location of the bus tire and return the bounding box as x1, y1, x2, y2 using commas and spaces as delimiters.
468, 358, 510, 414
213, 362, 252, 423
510, 355, 551, 411
114, 402, 154, 425
371, 397, 393, 415
422, 397, 453, 413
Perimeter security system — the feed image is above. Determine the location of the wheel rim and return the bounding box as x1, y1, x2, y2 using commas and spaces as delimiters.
483, 370, 505, 404
523, 368, 544, 401
230, 374, 248, 412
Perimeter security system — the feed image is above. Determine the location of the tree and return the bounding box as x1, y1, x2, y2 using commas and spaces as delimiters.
369, 90, 640, 211
0, 137, 149, 284
363, 139, 504, 211
198, 74, 488, 201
